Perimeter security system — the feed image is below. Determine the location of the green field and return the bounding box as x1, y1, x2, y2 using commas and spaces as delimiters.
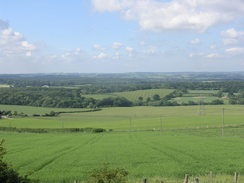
1, 129, 244, 183
0, 84, 11, 88
172, 90, 229, 104
83, 89, 174, 101
0, 105, 88, 115
1, 105, 244, 130
1, 104, 244, 183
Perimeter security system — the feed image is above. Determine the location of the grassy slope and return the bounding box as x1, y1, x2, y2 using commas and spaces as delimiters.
0, 104, 86, 115
172, 90, 229, 104
83, 89, 174, 101
1, 129, 244, 183
1, 105, 244, 130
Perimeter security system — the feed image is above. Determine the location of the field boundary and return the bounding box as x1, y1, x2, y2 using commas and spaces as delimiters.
1, 123, 244, 134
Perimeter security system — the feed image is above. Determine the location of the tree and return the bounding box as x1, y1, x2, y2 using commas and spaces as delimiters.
138, 96, 143, 101
153, 94, 160, 101
88, 165, 128, 183
216, 90, 223, 98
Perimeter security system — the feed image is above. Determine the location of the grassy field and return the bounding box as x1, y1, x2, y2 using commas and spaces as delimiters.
0, 84, 11, 88
172, 90, 229, 104
0, 105, 244, 130
83, 89, 174, 102
0, 104, 87, 115
1, 129, 244, 183
1, 104, 244, 182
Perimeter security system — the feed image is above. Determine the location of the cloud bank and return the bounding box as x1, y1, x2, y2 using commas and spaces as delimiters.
92, 0, 244, 32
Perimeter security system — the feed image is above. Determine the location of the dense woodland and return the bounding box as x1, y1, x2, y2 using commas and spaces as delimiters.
1, 73, 244, 108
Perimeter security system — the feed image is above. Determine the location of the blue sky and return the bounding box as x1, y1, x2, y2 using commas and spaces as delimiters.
0, 0, 244, 73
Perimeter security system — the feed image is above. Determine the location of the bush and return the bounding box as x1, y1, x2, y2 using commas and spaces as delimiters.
88, 165, 128, 183
0, 139, 37, 183
92, 128, 106, 133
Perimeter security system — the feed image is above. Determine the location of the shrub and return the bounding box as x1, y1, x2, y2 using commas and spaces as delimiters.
88, 165, 128, 183
0, 139, 38, 183
92, 128, 106, 133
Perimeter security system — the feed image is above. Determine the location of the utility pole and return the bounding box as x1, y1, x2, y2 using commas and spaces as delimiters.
129, 117, 132, 132
160, 117, 163, 133
222, 108, 225, 137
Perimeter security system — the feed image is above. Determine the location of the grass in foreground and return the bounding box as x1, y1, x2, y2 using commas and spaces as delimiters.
1, 128, 244, 183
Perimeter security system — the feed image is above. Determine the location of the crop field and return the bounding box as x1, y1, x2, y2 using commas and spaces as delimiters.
0, 104, 87, 115
1, 128, 244, 183
0, 84, 11, 88
1, 104, 244, 183
83, 89, 174, 101
172, 90, 229, 104
1, 105, 244, 130
172, 96, 229, 104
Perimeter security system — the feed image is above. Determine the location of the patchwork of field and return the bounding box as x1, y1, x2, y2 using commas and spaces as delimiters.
1, 129, 244, 183
83, 89, 174, 101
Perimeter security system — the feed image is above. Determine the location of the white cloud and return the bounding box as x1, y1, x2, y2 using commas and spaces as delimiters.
92, 0, 244, 32
0, 27, 37, 57
210, 45, 217, 49
191, 38, 200, 44
112, 42, 123, 49
125, 46, 133, 52
221, 28, 244, 45
112, 52, 121, 59
225, 47, 244, 55
92, 0, 122, 12
206, 53, 220, 58
93, 44, 106, 51
93, 52, 108, 59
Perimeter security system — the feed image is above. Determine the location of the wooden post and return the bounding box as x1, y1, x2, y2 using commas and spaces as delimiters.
209, 171, 213, 183
234, 172, 238, 183
73, 180, 77, 183
195, 177, 199, 183
143, 178, 147, 183
183, 174, 189, 183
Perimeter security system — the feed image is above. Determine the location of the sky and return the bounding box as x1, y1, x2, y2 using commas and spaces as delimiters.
0, 0, 244, 73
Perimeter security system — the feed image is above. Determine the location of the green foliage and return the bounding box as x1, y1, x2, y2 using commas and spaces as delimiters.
88, 165, 128, 183
152, 94, 160, 101
0, 139, 36, 183
97, 97, 133, 107
211, 99, 224, 105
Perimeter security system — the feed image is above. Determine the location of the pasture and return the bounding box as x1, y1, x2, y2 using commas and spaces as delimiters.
1, 105, 244, 130
83, 89, 174, 102
1, 104, 244, 182
0, 104, 87, 115
0, 84, 11, 88
1, 128, 244, 183
172, 90, 229, 104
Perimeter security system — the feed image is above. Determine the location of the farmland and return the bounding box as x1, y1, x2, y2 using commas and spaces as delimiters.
83, 89, 174, 102
171, 90, 229, 104
1, 128, 244, 183
0, 84, 11, 88
0, 104, 88, 115
1, 105, 244, 130
0, 104, 244, 182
